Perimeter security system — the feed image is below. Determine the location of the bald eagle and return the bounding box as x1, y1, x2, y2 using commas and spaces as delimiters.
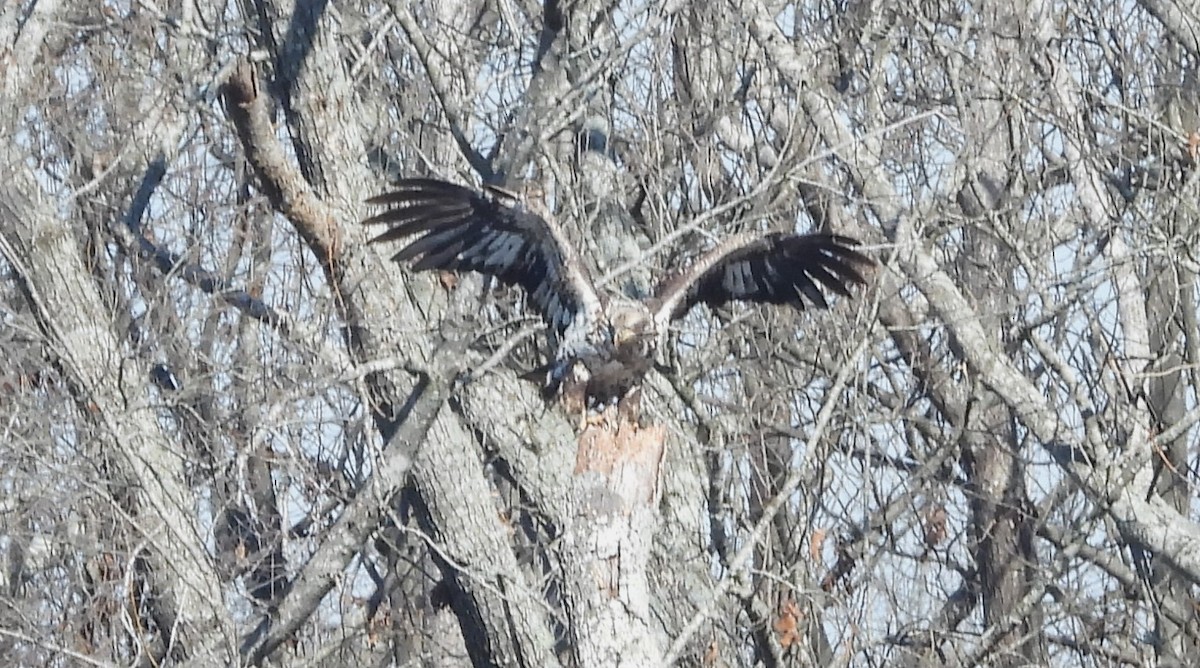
364, 178, 871, 415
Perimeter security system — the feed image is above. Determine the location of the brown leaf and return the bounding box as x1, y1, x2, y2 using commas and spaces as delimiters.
703, 637, 719, 666
923, 504, 948, 549
774, 598, 803, 649
810, 527, 827, 564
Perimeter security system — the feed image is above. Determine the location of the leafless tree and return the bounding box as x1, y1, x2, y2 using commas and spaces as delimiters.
4, 0, 1200, 666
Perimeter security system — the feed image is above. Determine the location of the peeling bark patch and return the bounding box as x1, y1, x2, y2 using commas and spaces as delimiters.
574, 418, 666, 509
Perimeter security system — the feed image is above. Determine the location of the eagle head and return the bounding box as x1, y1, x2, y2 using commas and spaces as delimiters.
608, 301, 655, 351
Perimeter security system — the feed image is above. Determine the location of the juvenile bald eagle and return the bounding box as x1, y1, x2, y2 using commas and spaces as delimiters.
364, 178, 871, 413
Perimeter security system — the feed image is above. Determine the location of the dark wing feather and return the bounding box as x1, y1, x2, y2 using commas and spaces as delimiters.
364, 178, 603, 337
651, 232, 871, 326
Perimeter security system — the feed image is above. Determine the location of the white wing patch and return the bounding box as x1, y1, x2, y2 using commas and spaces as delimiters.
366, 178, 606, 363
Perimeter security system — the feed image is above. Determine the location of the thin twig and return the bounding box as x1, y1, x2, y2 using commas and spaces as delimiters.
662, 332, 873, 664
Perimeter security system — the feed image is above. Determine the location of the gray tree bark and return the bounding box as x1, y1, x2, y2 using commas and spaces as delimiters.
7, 1, 1200, 667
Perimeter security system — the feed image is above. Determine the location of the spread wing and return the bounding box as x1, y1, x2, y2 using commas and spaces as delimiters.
363, 178, 603, 337
651, 232, 871, 327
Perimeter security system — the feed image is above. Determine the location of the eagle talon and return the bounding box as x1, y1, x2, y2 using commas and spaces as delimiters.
585, 409, 608, 430
574, 404, 617, 431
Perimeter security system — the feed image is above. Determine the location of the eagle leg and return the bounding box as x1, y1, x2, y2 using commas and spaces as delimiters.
560, 373, 589, 431
561, 387, 586, 430
616, 386, 643, 426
